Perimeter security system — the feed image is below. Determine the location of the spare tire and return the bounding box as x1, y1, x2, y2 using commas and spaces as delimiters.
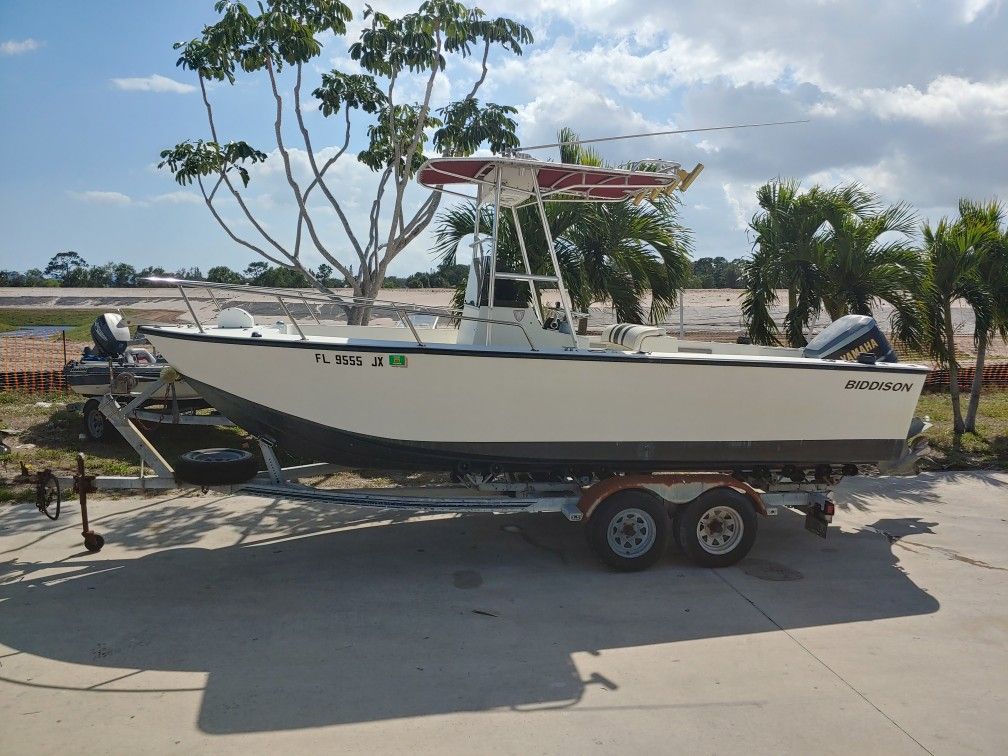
174, 448, 258, 486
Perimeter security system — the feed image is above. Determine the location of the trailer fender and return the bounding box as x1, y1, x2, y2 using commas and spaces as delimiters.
579, 473, 766, 520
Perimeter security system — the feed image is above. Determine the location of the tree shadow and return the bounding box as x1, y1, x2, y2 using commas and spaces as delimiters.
832, 470, 1006, 512
0, 498, 940, 734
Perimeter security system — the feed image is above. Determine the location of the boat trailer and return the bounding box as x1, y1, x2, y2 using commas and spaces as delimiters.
27, 376, 859, 570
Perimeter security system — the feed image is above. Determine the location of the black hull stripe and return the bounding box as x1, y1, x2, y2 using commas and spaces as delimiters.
138, 326, 931, 375
188, 378, 907, 472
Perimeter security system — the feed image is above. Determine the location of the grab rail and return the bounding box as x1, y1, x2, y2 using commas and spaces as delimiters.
143, 277, 541, 351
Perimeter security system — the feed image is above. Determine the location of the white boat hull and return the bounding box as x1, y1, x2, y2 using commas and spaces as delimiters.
141, 326, 929, 472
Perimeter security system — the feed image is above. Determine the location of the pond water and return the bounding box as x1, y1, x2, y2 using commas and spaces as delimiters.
0, 325, 74, 338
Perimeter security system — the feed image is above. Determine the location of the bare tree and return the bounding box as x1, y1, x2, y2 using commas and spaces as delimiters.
158, 0, 532, 322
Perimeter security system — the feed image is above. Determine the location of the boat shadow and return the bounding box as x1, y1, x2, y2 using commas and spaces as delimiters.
0, 496, 940, 734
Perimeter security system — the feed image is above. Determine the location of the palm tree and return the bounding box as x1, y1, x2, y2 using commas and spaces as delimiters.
743, 179, 924, 348
432, 128, 693, 324
816, 197, 925, 346
918, 216, 994, 438
957, 199, 1008, 432
742, 179, 829, 346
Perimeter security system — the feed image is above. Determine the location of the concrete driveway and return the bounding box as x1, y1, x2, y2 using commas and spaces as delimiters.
1, 472, 1006, 754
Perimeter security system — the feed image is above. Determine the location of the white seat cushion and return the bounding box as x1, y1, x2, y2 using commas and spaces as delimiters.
601, 323, 666, 352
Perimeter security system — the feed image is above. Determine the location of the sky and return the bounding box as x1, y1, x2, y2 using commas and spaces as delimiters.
1, 0, 1006, 277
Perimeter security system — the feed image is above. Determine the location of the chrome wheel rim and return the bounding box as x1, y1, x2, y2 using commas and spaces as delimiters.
606, 507, 657, 559
697, 506, 744, 555
192, 450, 245, 463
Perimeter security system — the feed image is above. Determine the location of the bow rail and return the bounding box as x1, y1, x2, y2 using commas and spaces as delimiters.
142, 277, 541, 351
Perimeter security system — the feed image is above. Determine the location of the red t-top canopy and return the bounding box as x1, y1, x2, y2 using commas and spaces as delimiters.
417, 157, 702, 205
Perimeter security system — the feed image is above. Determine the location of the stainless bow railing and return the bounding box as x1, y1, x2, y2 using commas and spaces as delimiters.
143, 277, 540, 351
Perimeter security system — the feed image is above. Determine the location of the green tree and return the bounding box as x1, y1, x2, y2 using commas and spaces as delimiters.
918, 217, 993, 439
257, 266, 312, 287
207, 265, 244, 284
111, 263, 138, 287
83, 264, 113, 287
243, 261, 270, 283
63, 264, 96, 287
432, 128, 693, 323
315, 263, 335, 287
158, 0, 532, 323
22, 269, 52, 286
691, 257, 745, 288
743, 179, 923, 348
955, 200, 1008, 433
44, 250, 88, 282
0, 271, 26, 286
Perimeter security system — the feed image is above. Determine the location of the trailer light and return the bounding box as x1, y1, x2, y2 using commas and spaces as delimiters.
823, 501, 835, 517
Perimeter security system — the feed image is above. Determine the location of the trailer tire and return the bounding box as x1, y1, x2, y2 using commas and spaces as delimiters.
174, 448, 257, 486
588, 490, 669, 572
670, 510, 684, 549
82, 398, 116, 442
676, 488, 757, 567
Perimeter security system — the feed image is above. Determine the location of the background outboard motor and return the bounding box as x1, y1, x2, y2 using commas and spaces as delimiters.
802, 314, 898, 363
90, 313, 131, 359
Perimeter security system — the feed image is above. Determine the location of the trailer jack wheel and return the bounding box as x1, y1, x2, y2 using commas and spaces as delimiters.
83, 532, 105, 553
588, 490, 669, 572
35, 471, 60, 521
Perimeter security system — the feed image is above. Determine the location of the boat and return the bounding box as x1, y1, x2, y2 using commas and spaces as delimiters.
138, 155, 930, 476
65, 313, 203, 405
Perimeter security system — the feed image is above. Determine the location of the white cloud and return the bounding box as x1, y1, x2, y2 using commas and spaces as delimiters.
68, 190, 132, 205
111, 74, 195, 94
722, 183, 758, 231
150, 190, 202, 205
961, 0, 1000, 23
840, 76, 1008, 125
1, 38, 39, 56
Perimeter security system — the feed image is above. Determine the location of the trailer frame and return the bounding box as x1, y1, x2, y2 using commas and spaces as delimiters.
46, 380, 844, 568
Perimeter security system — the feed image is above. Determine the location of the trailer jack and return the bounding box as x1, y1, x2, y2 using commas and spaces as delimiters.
72, 453, 104, 553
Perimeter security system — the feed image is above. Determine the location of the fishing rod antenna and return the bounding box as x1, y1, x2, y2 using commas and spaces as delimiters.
512, 119, 809, 154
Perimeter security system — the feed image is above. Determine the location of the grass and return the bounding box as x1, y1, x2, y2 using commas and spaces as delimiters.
0, 308, 142, 341
916, 389, 1008, 471
0, 391, 260, 501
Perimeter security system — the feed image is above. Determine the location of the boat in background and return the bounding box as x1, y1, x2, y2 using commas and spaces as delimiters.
139, 155, 929, 477
64, 313, 203, 404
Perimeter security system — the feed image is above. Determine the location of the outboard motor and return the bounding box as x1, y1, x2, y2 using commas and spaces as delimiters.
90, 313, 131, 359
802, 314, 898, 363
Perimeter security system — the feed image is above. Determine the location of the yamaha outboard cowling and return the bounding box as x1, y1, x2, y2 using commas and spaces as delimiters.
90, 313, 131, 358
802, 314, 897, 363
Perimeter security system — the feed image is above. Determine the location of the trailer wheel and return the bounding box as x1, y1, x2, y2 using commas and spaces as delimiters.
676, 488, 757, 567
82, 398, 114, 442
174, 448, 257, 486
589, 490, 669, 571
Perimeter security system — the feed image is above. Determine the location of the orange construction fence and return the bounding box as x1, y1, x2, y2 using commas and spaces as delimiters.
0, 335, 89, 393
